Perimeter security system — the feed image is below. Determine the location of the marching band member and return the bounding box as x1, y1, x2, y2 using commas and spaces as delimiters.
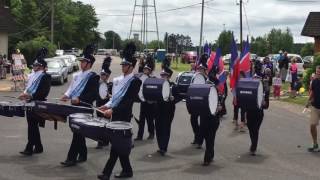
96, 67, 112, 149
97, 42, 142, 180
190, 54, 207, 148
60, 45, 99, 167
18, 48, 52, 156
155, 67, 182, 156
246, 74, 269, 156
135, 55, 156, 141
199, 66, 221, 166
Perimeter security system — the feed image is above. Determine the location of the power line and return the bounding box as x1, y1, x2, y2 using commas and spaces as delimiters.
243, 3, 251, 38
96, 0, 214, 17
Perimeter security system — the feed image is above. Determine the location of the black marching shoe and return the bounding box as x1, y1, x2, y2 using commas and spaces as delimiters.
134, 137, 142, 141
33, 147, 43, 154
60, 160, 76, 167
97, 174, 110, 180
114, 172, 133, 178
20, 150, 33, 156
191, 140, 197, 145
77, 157, 87, 163
147, 134, 154, 140
157, 149, 166, 156
202, 161, 211, 166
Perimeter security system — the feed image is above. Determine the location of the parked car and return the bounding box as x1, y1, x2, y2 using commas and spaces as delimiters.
303, 56, 314, 69
181, 51, 197, 63
64, 48, 82, 57
54, 55, 78, 71
53, 57, 73, 73
96, 49, 108, 55
55, 49, 64, 56
45, 59, 68, 85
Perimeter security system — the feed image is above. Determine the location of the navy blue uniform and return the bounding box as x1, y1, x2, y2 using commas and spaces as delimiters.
24, 73, 51, 153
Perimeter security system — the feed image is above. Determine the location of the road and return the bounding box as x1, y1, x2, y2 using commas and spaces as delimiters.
0, 55, 319, 180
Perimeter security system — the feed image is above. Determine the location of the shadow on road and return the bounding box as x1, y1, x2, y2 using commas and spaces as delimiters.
235, 153, 268, 164
171, 145, 203, 156
182, 162, 223, 175
0, 155, 40, 165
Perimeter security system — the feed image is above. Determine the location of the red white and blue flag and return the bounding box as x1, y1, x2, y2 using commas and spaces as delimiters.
239, 41, 251, 77
229, 37, 240, 90
217, 70, 228, 94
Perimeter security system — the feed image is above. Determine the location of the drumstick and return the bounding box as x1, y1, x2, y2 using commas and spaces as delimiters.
79, 100, 105, 114
2, 95, 18, 99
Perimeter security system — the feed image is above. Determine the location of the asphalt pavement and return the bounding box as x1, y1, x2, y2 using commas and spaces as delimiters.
0, 55, 319, 180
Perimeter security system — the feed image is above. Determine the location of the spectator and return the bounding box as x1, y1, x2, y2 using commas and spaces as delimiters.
263, 57, 273, 76
12, 49, 26, 66
272, 73, 282, 100
279, 52, 289, 82
306, 65, 320, 152
290, 58, 298, 97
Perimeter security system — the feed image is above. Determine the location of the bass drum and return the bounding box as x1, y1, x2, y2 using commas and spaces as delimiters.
135, 73, 149, 102
176, 71, 206, 95
143, 78, 170, 102
186, 84, 218, 115
236, 78, 263, 110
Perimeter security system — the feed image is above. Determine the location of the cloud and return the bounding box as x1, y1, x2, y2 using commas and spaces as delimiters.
78, 0, 316, 44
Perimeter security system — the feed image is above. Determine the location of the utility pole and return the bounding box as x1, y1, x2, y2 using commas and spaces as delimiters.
51, 0, 54, 44
239, 0, 243, 51
199, 0, 205, 56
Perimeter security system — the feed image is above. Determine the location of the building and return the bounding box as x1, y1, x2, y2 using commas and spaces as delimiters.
0, 1, 15, 56
301, 12, 320, 53
133, 33, 139, 41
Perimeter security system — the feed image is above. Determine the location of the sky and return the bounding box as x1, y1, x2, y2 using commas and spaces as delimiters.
78, 0, 320, 45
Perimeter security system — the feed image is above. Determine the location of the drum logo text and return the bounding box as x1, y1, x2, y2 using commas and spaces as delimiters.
240, 90, 252, 95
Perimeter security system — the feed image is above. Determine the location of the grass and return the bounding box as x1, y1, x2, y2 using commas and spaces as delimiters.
279, 82, 309, 106
281, 96, 308, 106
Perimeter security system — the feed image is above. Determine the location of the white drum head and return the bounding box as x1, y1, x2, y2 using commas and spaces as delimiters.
69, 113, 92, 119
162, 80, 170, 101
257, 81, 263, 108
208, 86, 218, 115
139, 74, 149, 101
85, 121, 105, 127
192, 73, 206, 84
106, 121, 132, 130
72, 118, 87, 123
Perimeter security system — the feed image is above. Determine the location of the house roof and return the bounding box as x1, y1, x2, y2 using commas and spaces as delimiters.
301, 12, 320, 37
0, 7, 16, 32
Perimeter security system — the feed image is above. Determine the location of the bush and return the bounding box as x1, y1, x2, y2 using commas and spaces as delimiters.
16, 36, 57, 66
303, 53, 320, 90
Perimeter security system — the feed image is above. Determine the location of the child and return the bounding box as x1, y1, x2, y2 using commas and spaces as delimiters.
272, 73, 282, 100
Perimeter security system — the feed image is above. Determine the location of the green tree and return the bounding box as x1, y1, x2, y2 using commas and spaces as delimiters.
147, 40, 164, 50
104, 31, 122, 50
267, 28, 293, 53
250, 36, 268, 56
300, 43, 314, 57
216, 30, 233, 55
121, 39, 143, 52
16, 36, 57, 65
303, 53, 320, 90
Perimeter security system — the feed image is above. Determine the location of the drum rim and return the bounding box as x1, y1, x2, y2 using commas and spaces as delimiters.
106, 121, 133, 129
208, 86, 218, 115
191, 72, 206, 84
69, 113, 93, 118
162, 80, 170, 101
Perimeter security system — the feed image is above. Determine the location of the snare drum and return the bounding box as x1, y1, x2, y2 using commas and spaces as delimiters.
0, 101, 13, 117
186, 84, 218, 115
106, 121, 133, 156
143, 78, 170, 102
176, 71, 206, 95
69, 113, 109, 142
9, 102, 25, 117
